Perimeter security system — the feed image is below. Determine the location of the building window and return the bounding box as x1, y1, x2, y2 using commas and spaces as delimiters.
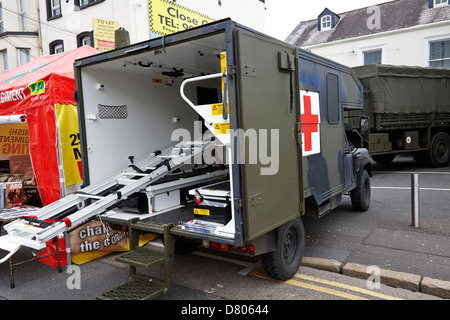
1, 50, 9, 72
364, 50, 382, 65
0, 4, 4, 33
47, 0, 62, 20
19, 0, 27, 31
429, 39, 450, 68
77, 31, 93, 47
434, 0, 448, 7
49, 40, 64, 54
75, 0, 105, 9
321, 15, 332, 31
318, 9, 339, 32
18, 48, 30, 66
358, 45, 385, 66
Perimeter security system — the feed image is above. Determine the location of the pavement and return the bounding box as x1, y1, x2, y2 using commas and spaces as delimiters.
301, 257, 450, 299
300, 156, 450, 300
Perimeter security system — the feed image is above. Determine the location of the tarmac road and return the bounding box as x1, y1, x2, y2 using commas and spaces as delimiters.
303, 155, 450, 283
0, 155, 449, 303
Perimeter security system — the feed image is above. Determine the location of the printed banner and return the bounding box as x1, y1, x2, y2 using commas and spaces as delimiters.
0, 123, 29, 155
149, 0, 215, 36
55, 104, 83, 186
93, 18, 119, 52
69, 220, 156, 264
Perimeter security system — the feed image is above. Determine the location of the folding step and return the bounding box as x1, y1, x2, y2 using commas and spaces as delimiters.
114, 247, 165, 269
97, 221, 175, 300
96, 276, 167, 300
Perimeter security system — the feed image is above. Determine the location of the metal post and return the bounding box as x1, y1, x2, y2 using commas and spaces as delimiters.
411, 173, 420, 228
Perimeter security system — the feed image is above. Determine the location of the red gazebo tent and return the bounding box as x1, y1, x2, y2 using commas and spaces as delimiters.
0, 46, 99, 206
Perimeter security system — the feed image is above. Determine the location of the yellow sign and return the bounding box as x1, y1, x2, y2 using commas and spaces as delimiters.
0, 123, 29, 155
214, 123, 230, 135
28, 80, 45, 96
194, 208, 210, 216
211, 103, 229, 116
55, 104, 83, 187
149, 0, 215, 36
93, 18, 119, 52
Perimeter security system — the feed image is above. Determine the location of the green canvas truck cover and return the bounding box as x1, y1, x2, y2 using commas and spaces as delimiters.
353, 64, 450, 114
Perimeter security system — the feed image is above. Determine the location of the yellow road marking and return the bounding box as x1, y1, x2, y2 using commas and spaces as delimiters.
285, 278, 368, 300
295, 274, 403, 300
251, 267, 403, 300
251, 268, 366, 300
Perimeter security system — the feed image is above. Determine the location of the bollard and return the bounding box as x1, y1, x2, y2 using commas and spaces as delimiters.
411, 173, 420, 228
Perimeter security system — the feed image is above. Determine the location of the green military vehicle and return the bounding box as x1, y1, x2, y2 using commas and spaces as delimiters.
0, 20, 372, 299
347, 65, 450, 167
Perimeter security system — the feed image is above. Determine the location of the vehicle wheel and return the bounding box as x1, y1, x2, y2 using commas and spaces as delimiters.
261, 217, 305, 281
371, 154, 396, 165
350, 169, 371, 212
428, 132, 450, 167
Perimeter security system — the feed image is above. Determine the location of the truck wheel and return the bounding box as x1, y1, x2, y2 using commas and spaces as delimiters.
371, 154, 396, 165
350, 169, 371, 212
261, 217, 305, 281
428, 132, 450, 167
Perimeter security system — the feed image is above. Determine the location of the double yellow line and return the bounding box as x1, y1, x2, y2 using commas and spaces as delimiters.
251, 268, 402, 300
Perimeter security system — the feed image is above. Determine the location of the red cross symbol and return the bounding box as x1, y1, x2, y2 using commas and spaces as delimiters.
301, 95, 319, 152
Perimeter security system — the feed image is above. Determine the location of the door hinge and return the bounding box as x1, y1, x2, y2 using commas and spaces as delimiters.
295, 122, 302, 145
243, 64, 256, 77
228, 64, 237, 75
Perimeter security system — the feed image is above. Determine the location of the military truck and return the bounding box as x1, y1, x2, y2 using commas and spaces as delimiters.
0, 19, 371, 299
346, 65, 450, 167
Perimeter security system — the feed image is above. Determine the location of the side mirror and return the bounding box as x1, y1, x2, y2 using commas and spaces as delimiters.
360, 117, 370, 136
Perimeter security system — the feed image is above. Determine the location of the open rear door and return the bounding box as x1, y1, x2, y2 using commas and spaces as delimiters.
236, 29, 303, 241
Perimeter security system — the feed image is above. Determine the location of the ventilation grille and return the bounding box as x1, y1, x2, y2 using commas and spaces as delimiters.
98, 104, 127, 119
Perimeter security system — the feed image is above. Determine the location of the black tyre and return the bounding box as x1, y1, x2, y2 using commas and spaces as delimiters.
428, 132, 450, 167
350, 169, 371, 212
371, 154, 396, 165
261, 217, 305, 281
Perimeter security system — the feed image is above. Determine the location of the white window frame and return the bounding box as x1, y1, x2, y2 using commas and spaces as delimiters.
321, 15, 332, 31
19, 0, 27, 31
51, 0, 61, 17
18, 48, 30, 66
357, 44, 386, 66
424, 34, 450, 67
1, 50, 9, 72
0, 4, 4, 33
80, 35, 91, 46
434, 0, 448, 7
53, 43, 63, 54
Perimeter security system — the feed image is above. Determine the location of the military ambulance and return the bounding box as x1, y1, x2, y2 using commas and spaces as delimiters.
0, 20, 371, 299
